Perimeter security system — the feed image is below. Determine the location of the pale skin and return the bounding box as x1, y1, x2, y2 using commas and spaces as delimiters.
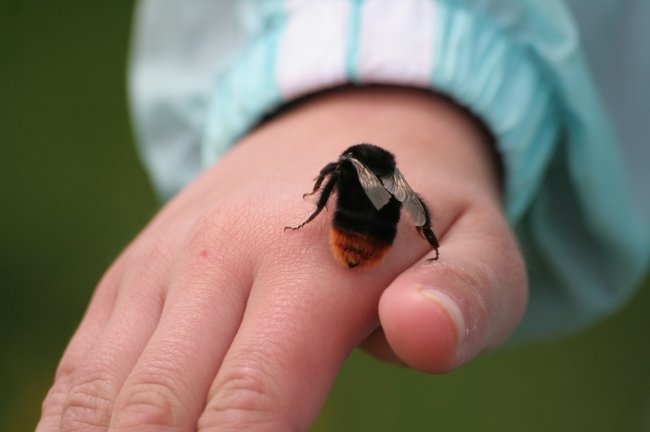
38, 87, 527, 431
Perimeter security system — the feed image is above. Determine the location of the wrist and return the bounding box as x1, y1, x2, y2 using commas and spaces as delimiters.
216, 86, 501, 207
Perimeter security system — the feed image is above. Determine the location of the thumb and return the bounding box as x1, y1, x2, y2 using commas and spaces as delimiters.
376, 198, 527, 373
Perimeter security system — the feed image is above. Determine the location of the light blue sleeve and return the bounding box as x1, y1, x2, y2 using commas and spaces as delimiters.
129, 0, 650, 340
565, 0, 650, 223
129, 0, 251, 199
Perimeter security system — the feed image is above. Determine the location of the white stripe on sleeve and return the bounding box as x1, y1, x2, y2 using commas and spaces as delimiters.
277, 0, 351, 100
357, 0, 435, 86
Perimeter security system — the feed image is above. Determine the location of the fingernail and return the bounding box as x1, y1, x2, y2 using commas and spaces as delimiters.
418, 287, 466, 347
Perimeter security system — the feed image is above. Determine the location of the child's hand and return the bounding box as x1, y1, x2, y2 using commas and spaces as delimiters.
38, 87, 527, 431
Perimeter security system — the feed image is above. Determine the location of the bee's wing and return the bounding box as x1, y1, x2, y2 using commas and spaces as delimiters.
347, 157, 392, 210
382, 168, 426, 227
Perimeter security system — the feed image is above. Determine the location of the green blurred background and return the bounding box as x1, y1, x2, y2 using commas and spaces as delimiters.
2, 2, 649, 431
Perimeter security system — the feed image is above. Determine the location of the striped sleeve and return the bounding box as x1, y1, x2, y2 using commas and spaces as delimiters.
130, 0, 649, 340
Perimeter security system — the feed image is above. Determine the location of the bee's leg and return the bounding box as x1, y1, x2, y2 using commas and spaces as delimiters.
303, 162, 338, 198
418, 224, 440, 261
285, 175, 337, 231
415, 196, 440, 261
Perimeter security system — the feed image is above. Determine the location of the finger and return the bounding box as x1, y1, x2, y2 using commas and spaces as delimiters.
197, 257, 393, 431
36, 261, 120, 432
108, 221, 253, 432
57, 259, 166, 432
378, 197, 528, 373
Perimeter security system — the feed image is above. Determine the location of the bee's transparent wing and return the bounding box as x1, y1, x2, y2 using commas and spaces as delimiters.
382, 168, 426, 227
347, 157, 392, 210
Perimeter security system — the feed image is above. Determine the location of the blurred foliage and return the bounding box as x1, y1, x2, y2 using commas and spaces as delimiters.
1, 1, 157, 430
1, 2, 648, 431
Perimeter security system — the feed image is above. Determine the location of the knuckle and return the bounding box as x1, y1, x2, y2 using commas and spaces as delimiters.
185, 205, 255, 269
189, 209, 231, 253
39, 363, 77, 426
43, 359, 77, 417
60, 373, 115, 430
113, 367, 185, 429
53, 355, 76, 387
199, 365, 288, 430
126, 231, 176, 273
94, 259, 123, 300
458, 196, 528, 301
40, 382, 67, 418
191, 205, 241, 244
468, 203, 528, 309
210, 366, 271, 411
120, 234, 176, 302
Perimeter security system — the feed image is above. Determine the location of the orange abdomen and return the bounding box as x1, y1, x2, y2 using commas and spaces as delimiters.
329, 227, 391, 268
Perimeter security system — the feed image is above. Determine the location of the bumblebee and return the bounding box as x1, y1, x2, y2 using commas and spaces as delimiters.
286, 143, 439, 268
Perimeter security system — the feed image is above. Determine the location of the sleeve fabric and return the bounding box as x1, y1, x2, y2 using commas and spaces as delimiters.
129, 0, 650, 340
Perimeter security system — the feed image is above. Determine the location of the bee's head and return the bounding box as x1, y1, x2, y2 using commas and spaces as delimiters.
341, 143, 396, 177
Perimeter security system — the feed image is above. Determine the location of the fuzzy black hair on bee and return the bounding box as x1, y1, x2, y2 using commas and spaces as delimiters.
285, 143, 439, 268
